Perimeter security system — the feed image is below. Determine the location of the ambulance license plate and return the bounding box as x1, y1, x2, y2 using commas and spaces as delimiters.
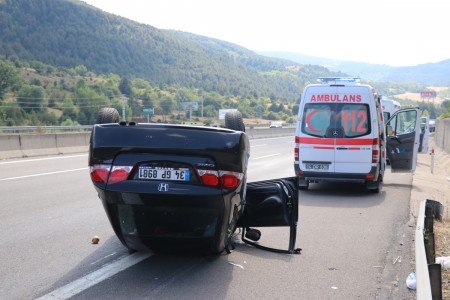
305, 163, 329, 170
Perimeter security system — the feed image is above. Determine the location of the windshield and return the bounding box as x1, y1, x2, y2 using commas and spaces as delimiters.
301, 103, 371, 138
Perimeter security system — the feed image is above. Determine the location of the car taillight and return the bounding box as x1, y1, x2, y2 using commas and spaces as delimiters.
90, 164, 111, 184
197, 169, 243, 189
90, 164, 132, 185
108, 166, 133, 184
219, 171, 243, 189
197, 170, 219, 187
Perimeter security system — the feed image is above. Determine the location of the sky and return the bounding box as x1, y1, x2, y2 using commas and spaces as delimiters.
81, 0, 449, 67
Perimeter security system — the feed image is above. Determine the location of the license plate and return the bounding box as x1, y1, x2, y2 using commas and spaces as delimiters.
305, 163, 329, 170
138, 167, 190, 181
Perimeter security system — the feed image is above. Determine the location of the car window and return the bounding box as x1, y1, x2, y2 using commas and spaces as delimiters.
386, 110, 417, 136
301, 103, 370, 138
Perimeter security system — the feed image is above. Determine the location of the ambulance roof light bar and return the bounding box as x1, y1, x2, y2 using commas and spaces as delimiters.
317, 77, 361, 83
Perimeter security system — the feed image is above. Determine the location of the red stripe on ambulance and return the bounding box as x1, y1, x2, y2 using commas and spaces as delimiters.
296, 136, 374, 146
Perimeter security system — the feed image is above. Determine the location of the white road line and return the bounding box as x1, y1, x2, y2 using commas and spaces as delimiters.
36, 252, 152, 300
0, 168, 88, 181
253, 153, 281, 160
250, 144, 267, 147
0, 154, 87, 165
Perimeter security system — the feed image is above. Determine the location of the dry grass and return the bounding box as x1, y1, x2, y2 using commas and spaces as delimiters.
394, 86, 448, 104
435, 220, 450, 298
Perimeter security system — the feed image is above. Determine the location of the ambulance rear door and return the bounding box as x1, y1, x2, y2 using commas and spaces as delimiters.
298, 85, 373, 174
332, 86, 374, 174
385, 108, 421, 173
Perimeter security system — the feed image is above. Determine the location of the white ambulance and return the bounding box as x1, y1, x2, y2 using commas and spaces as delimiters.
381, 98, 401, 122
294, 77, 421, 193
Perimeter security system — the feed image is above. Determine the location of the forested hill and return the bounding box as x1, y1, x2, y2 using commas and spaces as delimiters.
0, 0, 341, 100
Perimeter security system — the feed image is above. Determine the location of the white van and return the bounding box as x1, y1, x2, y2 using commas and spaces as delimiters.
381, 98, 401, 122
419, 116, 430, 153
294, 77, 421, 193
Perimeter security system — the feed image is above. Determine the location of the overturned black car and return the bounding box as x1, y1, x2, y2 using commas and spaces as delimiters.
89, 108, 300, 255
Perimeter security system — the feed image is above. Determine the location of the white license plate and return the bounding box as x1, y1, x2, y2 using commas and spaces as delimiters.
138, 167, 190, 181
305, 163, 329, 170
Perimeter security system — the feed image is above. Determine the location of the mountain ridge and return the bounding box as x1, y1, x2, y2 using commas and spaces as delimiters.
258, 51, 450, 86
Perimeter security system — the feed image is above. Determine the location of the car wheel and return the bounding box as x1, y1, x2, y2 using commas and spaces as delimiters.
225, 111, 245, 132
96, 107, 120, 124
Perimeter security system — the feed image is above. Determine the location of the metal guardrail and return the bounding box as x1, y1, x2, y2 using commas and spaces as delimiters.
416, 199, 444, 299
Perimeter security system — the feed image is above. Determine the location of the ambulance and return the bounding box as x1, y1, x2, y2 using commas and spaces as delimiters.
294, 77, 421, 193
381, 98, 401, 122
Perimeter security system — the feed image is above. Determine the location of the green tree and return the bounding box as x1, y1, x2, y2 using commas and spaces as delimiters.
61, 97, 77, 120
0, 60, 20, 99
17, 84, 46, 112
160, 96, 174, 122
119, 77, 132, 96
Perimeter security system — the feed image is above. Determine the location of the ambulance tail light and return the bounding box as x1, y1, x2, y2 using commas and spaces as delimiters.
295, 136, 300, 161
372, 138, 379, 163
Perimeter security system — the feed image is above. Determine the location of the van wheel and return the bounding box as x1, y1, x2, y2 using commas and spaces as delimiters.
96, 107, 120, 124
225, 111, 245, 132
298, 178, 309, 190
369, 184, 380, 193
368, 175, 382, 193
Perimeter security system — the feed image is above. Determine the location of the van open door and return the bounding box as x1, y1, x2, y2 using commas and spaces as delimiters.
385, 108, 421, 173
419, 116, 430, 153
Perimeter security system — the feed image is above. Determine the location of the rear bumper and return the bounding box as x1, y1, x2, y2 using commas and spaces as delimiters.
295, 166, 378, 184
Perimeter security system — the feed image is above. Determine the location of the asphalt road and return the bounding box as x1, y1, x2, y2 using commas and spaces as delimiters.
0, 136, 415, 299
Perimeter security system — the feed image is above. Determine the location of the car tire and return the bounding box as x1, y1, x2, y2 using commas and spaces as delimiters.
225, 111, 245, 132
96, 107, 120, 124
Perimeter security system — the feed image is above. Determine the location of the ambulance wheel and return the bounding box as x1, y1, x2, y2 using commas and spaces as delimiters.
225, 111, 245, 132
298, 178, 309, 190
368, 175, 382, 193
96, 107, 120, 124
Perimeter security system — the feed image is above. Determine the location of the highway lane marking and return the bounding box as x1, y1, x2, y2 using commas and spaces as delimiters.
36, 252, 152, 300
253, 153, 281, 160
0, 154, 87, 165
0, 167, 88, 181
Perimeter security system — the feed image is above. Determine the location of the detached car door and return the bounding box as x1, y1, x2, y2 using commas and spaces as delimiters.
385, 108, 421, 172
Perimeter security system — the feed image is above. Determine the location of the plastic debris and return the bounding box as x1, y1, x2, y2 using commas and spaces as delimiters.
228, 262, 244, 269
436, 256, 450, 269
91, 235, 100, 244
406, 272, 416, 290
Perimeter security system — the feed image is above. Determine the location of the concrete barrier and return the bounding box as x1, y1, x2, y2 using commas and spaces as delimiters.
0, 135, 24, 160
56, 132, 91, 154
435, 118, 450, 154
20, 134, 59, 158
248, 127, 295, 139
0, 128, 294, 160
